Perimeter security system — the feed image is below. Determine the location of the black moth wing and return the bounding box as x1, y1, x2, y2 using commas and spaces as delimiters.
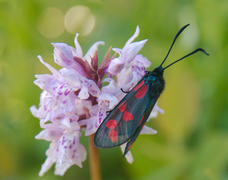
122, 67, 165, 155
94, 68, 164, 149
122, 94, 160, 156
94, 77, 149, 148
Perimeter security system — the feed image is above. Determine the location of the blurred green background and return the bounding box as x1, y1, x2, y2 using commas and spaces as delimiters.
0, 0, 228, 179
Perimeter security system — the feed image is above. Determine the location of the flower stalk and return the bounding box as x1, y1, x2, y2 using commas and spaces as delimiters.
89, 134, 101, 180
85, 107, 101, 180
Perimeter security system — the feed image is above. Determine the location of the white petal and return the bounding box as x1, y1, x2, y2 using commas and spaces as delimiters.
78, 86, 89, 99
52, 43, 74, 68
37, 55, 63, 82
85, 116, 97, 136
108, 58, 124, 75
120, 144, 134, 164
125, 25, 140, 46
61, 69, 81, 90
124, 40, 147, 64
87, 80, 101, 97
135, 54, 151, 68
54, 133, 87, 176
30, 105, 39, 117
74, 33, 83, 58
35, 129, 62, 141
140, 125, 157, 134
112, 47, 122, 55
39, 157, 55, 176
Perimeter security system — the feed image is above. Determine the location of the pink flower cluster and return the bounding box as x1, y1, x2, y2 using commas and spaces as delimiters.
30, 26, 164, 176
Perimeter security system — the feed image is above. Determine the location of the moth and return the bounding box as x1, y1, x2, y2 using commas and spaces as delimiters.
94, 24, 209, 156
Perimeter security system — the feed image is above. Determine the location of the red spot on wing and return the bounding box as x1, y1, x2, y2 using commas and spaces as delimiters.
109, 130, 118, 142
127, 142, 134, 150
135, 84, 148, 99
119, 101, 126, 112
123, 111, 134, 121
141, 122, 146, 130
133, 80, 145, 91
106, 119, 117, 129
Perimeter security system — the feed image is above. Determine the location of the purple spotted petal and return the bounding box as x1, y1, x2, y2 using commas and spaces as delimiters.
60, 69, 81, 90
54, 132, 86, 175
35, 127, 62, 141
52, 43, 74, 68
37, 116, 86, 177
108, 57, 124, 75
84, 116, 98, 136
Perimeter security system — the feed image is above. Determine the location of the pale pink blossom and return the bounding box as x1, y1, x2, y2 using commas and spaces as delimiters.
31, 26, 164, 176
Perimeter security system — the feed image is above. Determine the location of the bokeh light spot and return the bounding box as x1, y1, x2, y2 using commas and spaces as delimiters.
64, 5, 95, 36
37, 7, 64, 39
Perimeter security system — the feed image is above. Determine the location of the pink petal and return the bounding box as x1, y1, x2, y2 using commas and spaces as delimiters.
124, 40, 147, 64
30, 105, 39, 118
54, 133, 87, 176
87, 80, 101, 97
52, 43, 74, 68
39, 141, 58, 176
85, 116, 97, 136
37, 55, 63, 82
35, 129, 62, 141
78, 86, 89, 99
74, 33, 83, 58
98, 93, 118, 110
125, 25, 140, 46
135, 54, 151, 68
108, 58, 124, 75
34, 74, 59, 93
112, 47, 122, 55
83, 41, 105, 64
39, 157, 55, 176
60, 69, 81, 90
116, 69, 138, 90
101, 78, 119, 94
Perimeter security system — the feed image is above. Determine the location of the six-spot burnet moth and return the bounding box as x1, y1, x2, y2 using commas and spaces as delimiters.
94, 24, 209, 157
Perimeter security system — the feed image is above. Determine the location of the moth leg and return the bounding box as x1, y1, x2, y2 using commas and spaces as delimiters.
144, 67, 148, 73
121, 88, 129, 93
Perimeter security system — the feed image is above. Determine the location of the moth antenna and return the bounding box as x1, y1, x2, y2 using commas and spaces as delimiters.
163, 48, 209, 70
160, 24, 190, 67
